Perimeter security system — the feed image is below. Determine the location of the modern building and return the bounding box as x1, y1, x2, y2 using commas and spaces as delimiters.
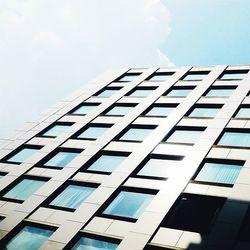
0, 65, 250, 249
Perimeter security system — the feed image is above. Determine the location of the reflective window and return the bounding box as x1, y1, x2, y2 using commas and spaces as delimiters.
128, 87, 156, 97
3, 178, 45, 201
50, 184, 95, 209
204, 87, 235, 97
103, 191, 154, 219
235, 107, 250, 118
116, 73, 140, 82
147, 72, 174, 81
166, 129, 203, 144
188, 107, 220, 118
5, 147, 39, 164
144, 105, 176, 117
88, 154, 127, 173
119, 127, 154, 142
165, 87, 194, 97
77, 126, 110, 140
71, 103, 99, 115
72, 236, 118, 250
44, 151, 79, 168
5, 225, 54, 250
41, 124, 71, 137
218, 131, 250, 147
104, 105, 134, 116
182, 72, 209, 81
220, 70, 248, 80
195, 160, 243, 185
95, 88, 121, 97
162, 193, 225, 234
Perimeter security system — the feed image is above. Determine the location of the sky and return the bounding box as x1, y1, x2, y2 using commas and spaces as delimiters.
1, 0, 250, 138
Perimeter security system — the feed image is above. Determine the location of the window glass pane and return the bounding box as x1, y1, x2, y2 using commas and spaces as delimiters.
72, 236, 118, 250
195, 162, 243, 185
45, 152, 78, 168
189, 108, 220, 118
7, 148, 38, 163
50, 185, 95, 209
3, 179, 45, 201
220, 73, 247, 80
166, 130, 202, 144
137, 158, 180, 179
78, 127, 109, 140
235, 108, 250, 118
105, 106, 133, 116
118, 74, 140, 82
166, 89, 193, 97
145, 106, 175, 117
103, 191, 154, 219
42, 124, 70, 137
148, 73, 173, 81
205, 88, 234, 97
88, 155, 126, 173
120, 128, 153, 141
182, 73, 207, 81
72, 104, 98, 115
5, 226, 53, 250
218, 132, 250, 147
129, 89, 154, 97
97, 89, 119, 97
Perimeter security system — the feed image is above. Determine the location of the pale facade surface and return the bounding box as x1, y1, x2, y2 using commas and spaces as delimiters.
0, 66, 250, 249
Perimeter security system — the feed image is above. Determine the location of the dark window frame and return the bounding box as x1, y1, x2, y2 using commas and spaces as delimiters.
180, 71, 210, 81
202, 85, 237, 97
142, 103, 178, 118
125, 87, 158, 97
218, 69, 249, 81
115, 73, 141, 82
93, 87, 122, 97
233, 104, 250, 120
185, 104, 223, 119
68, 102, 101, 116
163, 86, 196, 97
146, 72, 175, 81
102, 103, 137, 117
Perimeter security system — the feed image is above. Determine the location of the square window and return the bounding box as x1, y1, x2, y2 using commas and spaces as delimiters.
94, 87, 121, 98
86, 153, 128, 173
118, 126, 155, 142
143, 104, 177, 117
39, 123, 72, 137
181, 71, 209, 81
70, 103, 100, 115
2, 146, 41, 164
103, 104, 135, 116
187, 105, 222, 118
135, 155, 184, 179
162, 193, 225, 234
146, 72, 174, 81
194, 159, 244, 185
43, 150, 80, 169
127, 87, 157, 97
103, 190, 155, 220
204, 86, 236, 97
217, 130, 250, 148
219, 70, 248, 80
2, 178, 46, 202
116, 73, 141, 82
49, 183, 96, 210
234, 105, 250, 119
164, 87, 195, 97
165, 128, 204, 145
76, 124, 111, 140
4, 225, 54, 250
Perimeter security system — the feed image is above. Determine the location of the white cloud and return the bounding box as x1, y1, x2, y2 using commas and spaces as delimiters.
0, 0, 172, 138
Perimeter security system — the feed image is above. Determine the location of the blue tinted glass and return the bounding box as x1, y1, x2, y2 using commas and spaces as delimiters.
42, 125, 70, 137
45, 152, 78, 168
138, 158, 179, 179
218, 132, 250, 147
195, 162, 242, 185
166, 89, 193, 97
72, 104, 98, 115
148, 74, 173, 81
97, 89, 118, 97
72, 237, 118, 250
88, 155, 126, 173
145, 106, 174, 117
235, 108, 250, 118
220, 73, 247, 80
106, 106, 133, 116
8, 148, 38, 163
183, 74, 207, 81
50, 185, 95, 209
118, 74, 139, 82
129, 89, 154, 97
103, 191, 154, 219
166, 130, 202, 144
189, 108, 220, 118
205, 89, 234, 97
3, 179, 45, 201
5, 226, 53, 250
78, 127, 108, 140
120, 128, 153, 141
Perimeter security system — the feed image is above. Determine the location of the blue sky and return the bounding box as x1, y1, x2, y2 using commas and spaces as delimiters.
0, 0, 250, 138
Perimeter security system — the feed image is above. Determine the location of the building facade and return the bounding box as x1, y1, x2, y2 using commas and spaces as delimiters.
0, 65, 250, 249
